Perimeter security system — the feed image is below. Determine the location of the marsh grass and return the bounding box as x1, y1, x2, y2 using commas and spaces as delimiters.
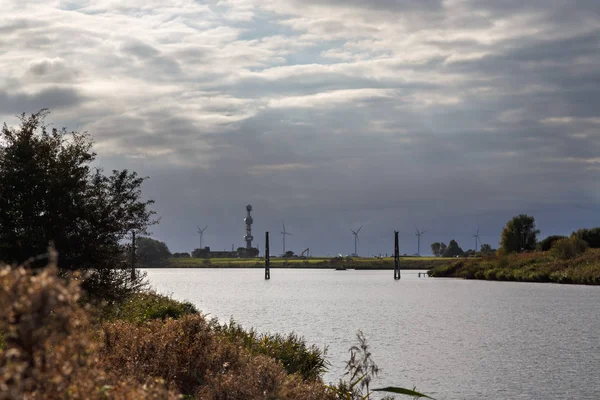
213, 319, 329, 381
429, 248, 600, 284
102, 291, 198, 323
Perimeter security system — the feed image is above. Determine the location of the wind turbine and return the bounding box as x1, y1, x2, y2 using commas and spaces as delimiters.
197, 225, 208, 249
415, 225, 426, 256
473, 227, 481, 252
281, 221, 292, 256
350, 226, 363, 256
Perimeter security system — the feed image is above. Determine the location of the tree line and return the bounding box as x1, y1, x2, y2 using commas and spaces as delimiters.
431, 214, 600, 259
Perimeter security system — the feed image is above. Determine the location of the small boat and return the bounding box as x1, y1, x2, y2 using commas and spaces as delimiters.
334, 266, 347, 271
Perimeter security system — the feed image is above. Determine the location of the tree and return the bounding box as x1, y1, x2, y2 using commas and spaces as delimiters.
431, 242, 442, 257
172, 252, 190, 258
537, 235, 566, 252
0, 110, 156, 301
571, 228, 600, 248
480, 243, 494, 255
442, 240, 464, 257
136, 237, 171, 266
500, 214, 539, 253
440, 242, 447, 256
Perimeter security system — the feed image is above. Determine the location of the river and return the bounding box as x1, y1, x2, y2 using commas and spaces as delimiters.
143, 268, 600, 399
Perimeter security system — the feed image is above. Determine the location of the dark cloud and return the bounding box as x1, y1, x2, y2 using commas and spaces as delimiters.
0, 87, 85, 115
2, 0, 599, 255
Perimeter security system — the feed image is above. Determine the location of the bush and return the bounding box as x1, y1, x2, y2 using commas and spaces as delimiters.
102, 316, 333, 399
550, 237, 588, 260
0, 261, 335, 399
103, 292, 198, 323
571, 228, 600, 248
213, 320, 328, 381
0, 260, 176, 399
537, 235, 567, 252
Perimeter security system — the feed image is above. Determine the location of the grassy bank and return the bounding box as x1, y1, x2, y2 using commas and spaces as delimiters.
163, 256, 453, 270
428, 248, 600, 285
0, 264, 433, 399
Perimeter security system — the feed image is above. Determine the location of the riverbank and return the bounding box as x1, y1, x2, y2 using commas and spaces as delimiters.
159, 256, 452, 270
0, 266, 334, 399
428, 249, 600, 285
1, 265, 433, 399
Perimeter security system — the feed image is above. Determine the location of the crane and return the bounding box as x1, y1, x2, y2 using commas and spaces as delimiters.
300, 248, 310, 258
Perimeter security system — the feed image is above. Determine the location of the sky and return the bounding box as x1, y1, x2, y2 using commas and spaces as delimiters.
1, 0, 599, 256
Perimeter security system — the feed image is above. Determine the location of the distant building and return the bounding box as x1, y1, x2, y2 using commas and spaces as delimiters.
191, 246, 258, 258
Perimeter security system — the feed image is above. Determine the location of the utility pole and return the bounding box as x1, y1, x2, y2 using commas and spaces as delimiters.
394, 231, 401, 280
265, 232, 270, 280
131, 230, 136, 281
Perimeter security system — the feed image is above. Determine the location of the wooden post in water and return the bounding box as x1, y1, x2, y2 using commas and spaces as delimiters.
131, 230, 136, 281
265, 231, 270, 280
394, 230, 401, 280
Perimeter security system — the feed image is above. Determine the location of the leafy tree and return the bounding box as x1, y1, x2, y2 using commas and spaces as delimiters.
0, 110, 156, 301
136, 237, 170, 266
537, 235, 566, 252
442, 240, 464, 257
439, 242, 447, 256
571, 228, 600, 248
500, 214, 539, 253
284, 250, 295, 258
431, 242, 442, 257
479, 243, 494, 255
172, 252, 190, 258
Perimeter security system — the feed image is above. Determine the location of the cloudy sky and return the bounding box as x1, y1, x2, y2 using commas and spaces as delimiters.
2, 0, 599, 256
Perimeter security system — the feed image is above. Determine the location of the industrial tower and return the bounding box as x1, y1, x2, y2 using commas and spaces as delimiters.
244, 204, 254, 249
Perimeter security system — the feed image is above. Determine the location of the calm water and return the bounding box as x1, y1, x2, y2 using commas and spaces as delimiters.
143, 268, 600, 400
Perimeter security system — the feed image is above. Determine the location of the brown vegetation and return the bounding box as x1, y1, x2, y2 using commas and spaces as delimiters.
0, 259, 335, 399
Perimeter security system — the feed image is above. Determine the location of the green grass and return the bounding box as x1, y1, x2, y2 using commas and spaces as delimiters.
163, 256, 454, 270
429, 248, 600, 285
212, 319, 328, 381
102, 292, 199, 323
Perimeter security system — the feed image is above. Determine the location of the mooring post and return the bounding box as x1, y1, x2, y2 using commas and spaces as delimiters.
394, 230, 401, 280
265, 231, 270, 280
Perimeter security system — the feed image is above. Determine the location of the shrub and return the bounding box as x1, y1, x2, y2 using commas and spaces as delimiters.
213, 319, 328, 381
0, 261, 336, 399
537, 235, 567, 252
101, 316, 333, 399
0, 259, 175, 399
551, 237, 588, 260
103, 291, 198, 323
571, 228, 600, 248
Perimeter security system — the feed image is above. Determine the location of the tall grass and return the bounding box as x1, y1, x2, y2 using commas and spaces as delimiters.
102, 291, 198, 323
429, 248, 600, 284
213, 319, 328, 381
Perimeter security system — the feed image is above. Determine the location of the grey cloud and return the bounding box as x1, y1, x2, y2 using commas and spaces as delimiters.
293, 0, 443, 13
2, 0, 600, 255
0, 87, 85, 116
119, 40, 183, 78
